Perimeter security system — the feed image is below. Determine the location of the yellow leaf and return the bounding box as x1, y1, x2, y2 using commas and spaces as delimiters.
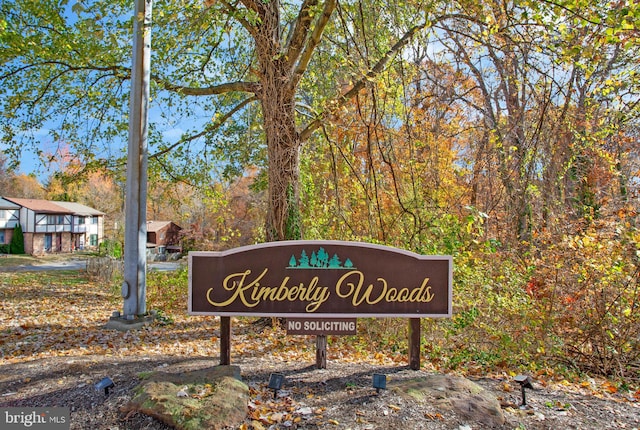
328, 419, 339, 425
250, 420, 265, 430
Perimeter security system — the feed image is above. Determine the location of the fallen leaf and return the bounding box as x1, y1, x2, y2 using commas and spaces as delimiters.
250, 420, 265, 430
500, 382, 513, 392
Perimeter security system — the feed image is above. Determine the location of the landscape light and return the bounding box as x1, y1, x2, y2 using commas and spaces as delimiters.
268, 373, 285, 399
95, 377, 115, 396
514, 374, 534, 407
372, 373, 386, 394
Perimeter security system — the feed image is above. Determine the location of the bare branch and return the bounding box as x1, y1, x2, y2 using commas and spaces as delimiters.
1, 61, 129, 81
220, 0, 258, 38
152, 76, 260, 96
290, 0, 337, 89
284, 0, 320, 67
149, 95, 258, 159
299, 20, 427, 141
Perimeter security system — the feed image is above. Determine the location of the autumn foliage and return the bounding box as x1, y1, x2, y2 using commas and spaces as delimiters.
1, 0, 639, 386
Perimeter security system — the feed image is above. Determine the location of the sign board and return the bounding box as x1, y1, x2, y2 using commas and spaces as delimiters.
286, 318, 357, 335
189, 240, 452, 318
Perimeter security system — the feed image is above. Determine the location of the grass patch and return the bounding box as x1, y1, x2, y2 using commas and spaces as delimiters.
0, 254, 39, 267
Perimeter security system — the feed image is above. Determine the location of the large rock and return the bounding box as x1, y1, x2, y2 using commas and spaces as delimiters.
390, 374, 505, 427
125, 365, 249, 430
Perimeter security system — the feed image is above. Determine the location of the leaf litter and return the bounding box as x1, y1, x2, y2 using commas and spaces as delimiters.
1, 271, 639, 429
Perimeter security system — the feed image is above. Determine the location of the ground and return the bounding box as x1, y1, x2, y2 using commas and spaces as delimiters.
1, 354, 639, 429
1, 257, 639, 429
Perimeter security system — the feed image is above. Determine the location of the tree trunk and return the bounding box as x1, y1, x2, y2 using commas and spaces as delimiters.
261, 85, 302, 241
255, 3, 302, 242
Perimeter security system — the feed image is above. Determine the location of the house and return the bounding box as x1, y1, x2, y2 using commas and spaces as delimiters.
1, 197, 105, 255
0, 197, 21, 249
146, 220, 182, 259
52, 201, 105, 251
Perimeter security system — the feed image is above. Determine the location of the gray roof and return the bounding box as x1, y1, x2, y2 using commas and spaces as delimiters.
53, 201, 105, 216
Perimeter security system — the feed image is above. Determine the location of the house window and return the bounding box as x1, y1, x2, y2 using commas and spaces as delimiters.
77, 216, 86, 224
0, 231, 5, 244
90, 234, 98, 246
47, 215, 65, 225
91, 216, 98, 224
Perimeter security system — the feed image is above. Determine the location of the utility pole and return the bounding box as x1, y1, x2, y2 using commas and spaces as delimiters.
122, 0, 153, 320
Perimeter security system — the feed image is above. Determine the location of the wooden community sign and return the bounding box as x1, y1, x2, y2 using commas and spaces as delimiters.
188, 240, 452, 369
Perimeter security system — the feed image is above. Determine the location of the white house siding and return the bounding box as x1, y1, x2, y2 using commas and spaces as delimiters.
1, 197, 105, 255
0, 198, 21, 247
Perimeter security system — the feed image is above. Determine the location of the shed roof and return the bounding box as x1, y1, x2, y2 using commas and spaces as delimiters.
147, 220, 182, 232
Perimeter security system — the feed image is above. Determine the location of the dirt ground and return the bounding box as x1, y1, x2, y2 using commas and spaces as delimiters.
1, 260, 638, 429
1, 353, 639, 430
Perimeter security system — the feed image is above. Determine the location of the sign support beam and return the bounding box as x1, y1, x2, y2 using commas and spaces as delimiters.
409, 318, 421, 370
220, 317, 231, 365
316, 335, 327, 369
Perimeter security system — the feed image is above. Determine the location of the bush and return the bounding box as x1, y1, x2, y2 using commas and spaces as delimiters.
527, 226, 640, 378
9, 224, 24, 254
99, 239, 123, 258
87, 256, 123, 283
421, 249, 537, 371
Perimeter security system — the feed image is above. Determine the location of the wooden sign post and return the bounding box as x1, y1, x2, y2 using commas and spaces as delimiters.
286, 317, 357, 368
189, 240, 452, 370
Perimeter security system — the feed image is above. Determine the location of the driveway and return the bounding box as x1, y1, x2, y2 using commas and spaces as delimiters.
0, 259, 181, 272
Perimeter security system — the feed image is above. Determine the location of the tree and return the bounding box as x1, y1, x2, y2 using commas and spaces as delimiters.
1, 0, 433, 242
9, 223, 24, 254
3, 0, 637, 247
10, 174, 45, 199
420, 0, 640, 242
0, 154, 15, 195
